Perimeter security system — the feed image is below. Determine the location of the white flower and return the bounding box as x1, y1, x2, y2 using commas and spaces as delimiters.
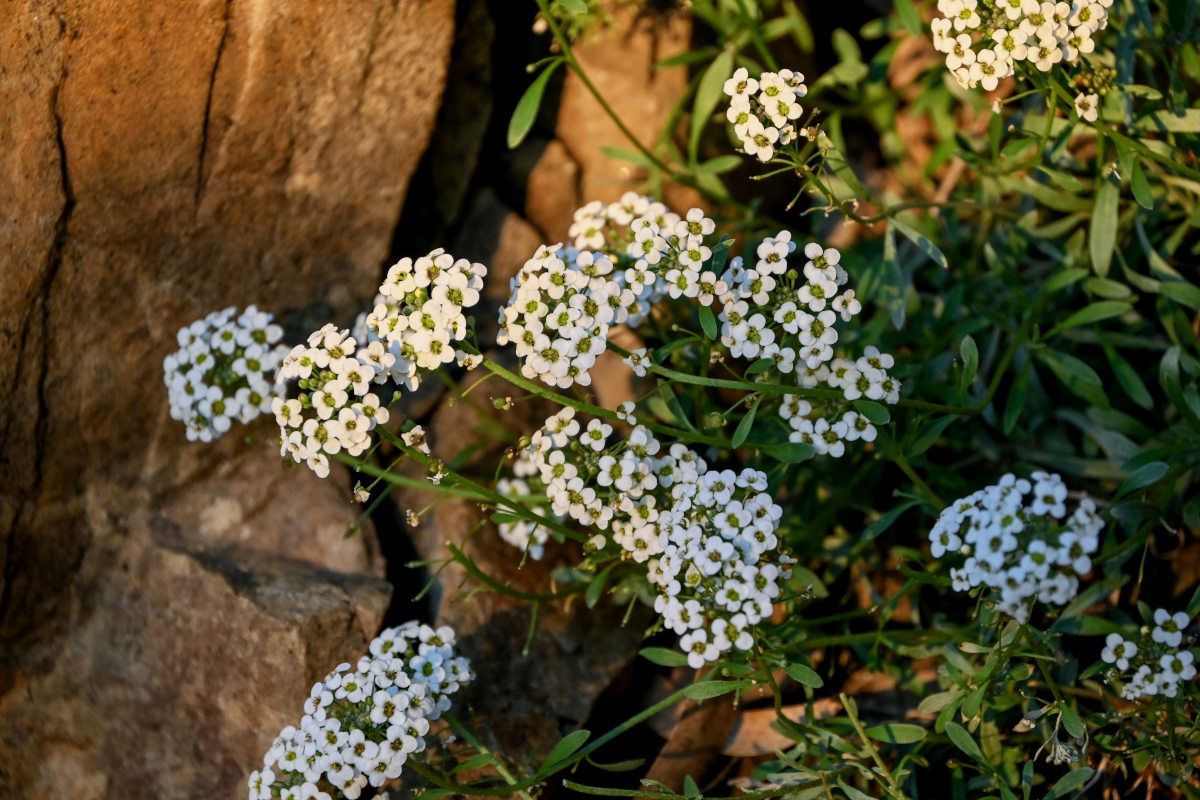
1073, 92, 1099, 122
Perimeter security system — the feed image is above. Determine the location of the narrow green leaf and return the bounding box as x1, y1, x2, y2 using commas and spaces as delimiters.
891, 217, 949, 269
852, 398, 890, 425
863, 499, 921, 542
452, 753, 497, 774
1059, 706, 1086, 739
1104, 346, 1153, 409
1083, 277, 1133, 298
1114, 461, 1169, 500
919, 689, 964, 715
1186, 583, 1200, 618
959, 335, 979, 399
1037, 166, 1085, 192
601, 145, 654, 167
557, 0, 587, 12
762, 441, 815, 463
864, 723, 928, 744
745, 357, 773, 375
911, 415, 957, 457
893, 0, 923, 35
1089, 175, 1120, 277
689, 49, 734, 162
585, 568, 609, 609
1045, 300, 1131, 338
683, 679, 751, 700
683, 775, 701, 798
585, 755, 645, 772
698, 304, 718, 340
692, 154, 742, 174
732, 402, 757, 448
1130, 159, 1153, 209
540, 729, 591, 772
1003, 359, 1030, 435
837, 779, 876, 800
1133, 108, 1200, 132
944, 721, 987, 765
1022, 759, 1035, 800
1159, 280, 1200, 311
1037, 349, 1102, 387
1045, 267, 1089, 293
640, 647, 689, 667
1045, 767, 1094, 799
508, 59, 563, 149
783, 662, 824, 688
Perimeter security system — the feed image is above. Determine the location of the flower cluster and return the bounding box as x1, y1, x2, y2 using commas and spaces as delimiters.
274, 325, 390, 479
276, 250, 484, 479
362, 249, 487, 391
930, 472, 1104, 622
500, 408, 793, 667
930, 0, 1109, 91
1101, 610, 1196, 700
716, 237, 898, 459
164, 306, 289, 442
723, 67, 809, 162
497, 244, 632, 388
248, 621, 472, 800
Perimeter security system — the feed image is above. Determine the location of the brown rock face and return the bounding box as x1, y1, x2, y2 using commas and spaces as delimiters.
0, 0, 455, 796
0, 515, 392, 799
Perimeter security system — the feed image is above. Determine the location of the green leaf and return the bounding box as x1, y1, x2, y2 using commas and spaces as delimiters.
891, 217, 949, 269
944, 722, 987, 765
508, 59, 563, 149
1037, 166, 1085, 192
691, 155, 742, 174
1003, 359, 1030, 435
864, 723, 928, 744
1133, 108, 1200, 132
837, 779, 876, 800
601, 145, 655, 168
683, 679, 751, 700
762, 441, 815, 463
683, 775, 701, 798
863, 499, 921, 542
1045, 767, 1094, 799
540, 729, 591, 772
852, 399, 890, 425
1130, 159, 1153, 209
1089, 175, 1120, 277
1059, 706, 1086, 739
911, 415, 957, 457
958, 335, 979, 399
1114, 461, 1169, 500
1159, 280, 1200, 311
1186, 583, 1200, 618
1044, 300, 1131, 338
1045, 267, 1089, 293
640, 647, 689, 667
698, 304, 718, 340
1104, 345, 1153, 409
1083, 277, 1133, 298
585, 567, 611, 609
585, 755, 645, 772
556, 0, 588, 12
893, 0, 923, 35
919, 689, 964, 715
452, 753, 497, 774
745, 357, 773, 375
1037, 349, 1102, 387
689, 49, 734, 162
783, 662, 824, 688
732, 402, 757, 449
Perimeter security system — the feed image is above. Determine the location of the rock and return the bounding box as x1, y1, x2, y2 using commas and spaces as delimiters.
0, 513, 391, 800
523, 138, 582, 243
0, 0, 455, 796
556, 3, 692, 204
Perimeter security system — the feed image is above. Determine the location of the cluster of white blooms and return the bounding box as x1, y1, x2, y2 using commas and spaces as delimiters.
930, 0, 1109, 91
274, 326, 390, 479
248, 621, 472, 800
275, 250, 484, 479
361, 249, 487, 390
1101, 611, 1196, 701
497, 244, 633, 388
164, 306, 289, 442
649, 455, 793, 668
712, 237, 899, 458
930, 472, 1104, 622
500, 407, 793, 667
723, 67, 808, 162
